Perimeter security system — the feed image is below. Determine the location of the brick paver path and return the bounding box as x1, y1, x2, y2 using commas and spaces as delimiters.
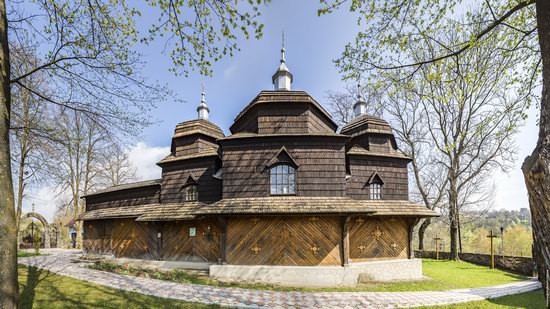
19, 249, 541, 308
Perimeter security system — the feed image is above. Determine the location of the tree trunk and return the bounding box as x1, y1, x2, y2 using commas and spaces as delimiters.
449, 172, 460, 260
418, 218, 431, 251
523, 1, 550, 304
0, 0, 17, 307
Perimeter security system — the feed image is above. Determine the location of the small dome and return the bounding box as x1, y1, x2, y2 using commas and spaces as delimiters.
340, 114, 393, 137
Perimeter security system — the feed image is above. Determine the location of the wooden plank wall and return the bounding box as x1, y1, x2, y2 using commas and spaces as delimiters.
222, 140, 347, 198
85, 186, 160, 211
173, 135, 219, 157
161, 158, 221, 203
347, 157, 409, 200
83, 219, 112, 254
112, 219, 160, 260
226, 216, 342, 266
349, 217, 409, 262
161, 218, 220, 262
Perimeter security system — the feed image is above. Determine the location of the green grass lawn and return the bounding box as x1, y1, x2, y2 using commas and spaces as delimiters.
421, 290, 545, 308
18, 251, 47, 258
90, 258, 529, 292
19, 263, 544, 308
18, 265, 216, 308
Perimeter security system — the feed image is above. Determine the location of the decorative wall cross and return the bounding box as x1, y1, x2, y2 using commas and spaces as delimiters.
391, 242, 398, 250
251, 217, 261, 224
358, 243, 366, 253
310, 244, 320, 255
372, 226, 384, 240
355, 218, 365, 224
308, 216, 319, 222
279, 226, 292, 243
251, 244, 262, 255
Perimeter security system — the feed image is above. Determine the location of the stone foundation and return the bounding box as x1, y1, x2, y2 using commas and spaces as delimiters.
209, 259, 422, 287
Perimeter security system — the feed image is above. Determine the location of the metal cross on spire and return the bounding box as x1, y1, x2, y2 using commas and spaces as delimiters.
281, 30, 286, 63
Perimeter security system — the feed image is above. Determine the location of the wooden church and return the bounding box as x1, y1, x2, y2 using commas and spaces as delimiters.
80, 44, 438, 286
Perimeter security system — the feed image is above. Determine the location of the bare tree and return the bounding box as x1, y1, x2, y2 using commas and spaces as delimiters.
392, 32, 526, 260
97, 146, 137, 187
326, 83, 384, 127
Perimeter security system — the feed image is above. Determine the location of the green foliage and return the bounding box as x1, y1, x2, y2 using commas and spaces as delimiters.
318, 0, 540, 109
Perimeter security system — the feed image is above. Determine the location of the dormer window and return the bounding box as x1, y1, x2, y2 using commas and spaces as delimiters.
183, 174, 198, 201
270, 164, 296, 195
370, 182, 382, 200
368, 172, 384, 200
184, 185, 198, 201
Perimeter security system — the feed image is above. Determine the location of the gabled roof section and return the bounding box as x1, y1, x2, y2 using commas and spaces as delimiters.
367, 172, 384, 184
184, 174, 198, 186
347, 145, 412, 161
173, 119, 224, 140
83, 179, 161, 198
340, 114, 393, 137
267, 146, 299, 168
230, 91, 338, 133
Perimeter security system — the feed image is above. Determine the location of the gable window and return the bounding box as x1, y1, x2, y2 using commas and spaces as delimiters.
184, 184, 198, 201
370, 182, 382, 200
270, 164, 296, 195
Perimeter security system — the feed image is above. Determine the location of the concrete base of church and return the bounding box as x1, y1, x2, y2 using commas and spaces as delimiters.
209, 259, 422, 287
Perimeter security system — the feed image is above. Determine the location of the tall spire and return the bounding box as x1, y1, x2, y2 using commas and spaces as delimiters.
353, 79, 367, 117
272, 30, 293, 91
197, 82, 210, 120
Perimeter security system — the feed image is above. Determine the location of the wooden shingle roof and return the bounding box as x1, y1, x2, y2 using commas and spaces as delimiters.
173, 119, 224, 139
83, 179, 161, 197
157, 150, 220, 165
79, 198, 439, 221
347, 145, 411, 161
135, 202, 204, 221
340, 114, 393, 136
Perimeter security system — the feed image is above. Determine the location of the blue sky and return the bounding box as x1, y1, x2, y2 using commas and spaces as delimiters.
24, 1, 538, 221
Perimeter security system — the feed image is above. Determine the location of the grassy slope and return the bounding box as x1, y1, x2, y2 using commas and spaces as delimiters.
18, 265, 217, 309
90, 259, 529, 292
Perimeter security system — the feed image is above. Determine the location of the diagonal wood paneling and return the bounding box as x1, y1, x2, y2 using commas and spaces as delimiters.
83, 220, 112, 254
112, 218, 160, 260
226, 216, 341, 266
162, 218, 219, 262
350, 217, 408, 262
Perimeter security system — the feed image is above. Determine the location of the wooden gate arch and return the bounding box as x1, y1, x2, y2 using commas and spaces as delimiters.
22, 212, 50, 249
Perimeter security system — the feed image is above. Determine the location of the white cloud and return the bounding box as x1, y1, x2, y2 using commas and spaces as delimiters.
127, 142, 170, 180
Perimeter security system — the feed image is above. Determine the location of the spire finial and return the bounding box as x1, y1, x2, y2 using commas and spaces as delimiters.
197, 82, 209, 120
280, 30, 286, 63
353, 77, 367, 118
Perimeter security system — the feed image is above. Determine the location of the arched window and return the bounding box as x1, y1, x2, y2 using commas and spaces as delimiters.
370, 182, 382, 200
270, 164, 296, 195
184, 185, 198, 201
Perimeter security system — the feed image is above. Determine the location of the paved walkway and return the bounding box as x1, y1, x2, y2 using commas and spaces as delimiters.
19, 249, 541, 308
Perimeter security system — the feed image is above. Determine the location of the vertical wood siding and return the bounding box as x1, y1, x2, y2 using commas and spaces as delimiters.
222, 139, 347, 198
349, 217, 409, 261
161, 218, 220, 262
226, 216, 342, 266
85, 186, 160, 211
161, 157, 221, 203
83, 219, 112, 254
346, 156, 409, 200
112, 219, 160, 260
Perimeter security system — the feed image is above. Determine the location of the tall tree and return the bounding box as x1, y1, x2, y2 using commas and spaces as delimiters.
320, 0, 548, 295
0, 1, 267, 307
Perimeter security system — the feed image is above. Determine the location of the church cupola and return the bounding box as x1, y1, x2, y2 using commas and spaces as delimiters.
272, 34, 293, 91
353, 82, 367, 117
197, 85, 210, 120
